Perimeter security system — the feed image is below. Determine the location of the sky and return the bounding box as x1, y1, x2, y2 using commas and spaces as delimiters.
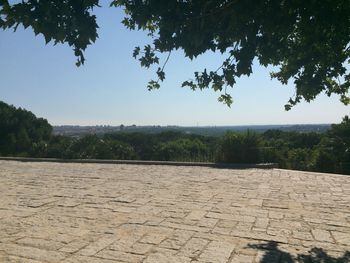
0, 4, 349, 126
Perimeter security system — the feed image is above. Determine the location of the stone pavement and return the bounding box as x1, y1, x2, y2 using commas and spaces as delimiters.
0, 160, 349, 263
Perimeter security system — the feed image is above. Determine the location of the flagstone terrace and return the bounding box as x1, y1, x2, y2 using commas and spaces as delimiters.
0, 160, 349, 262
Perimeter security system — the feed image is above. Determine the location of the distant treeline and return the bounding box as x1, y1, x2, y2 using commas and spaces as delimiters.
53, 123, 331, 137
1, 101, 349, 174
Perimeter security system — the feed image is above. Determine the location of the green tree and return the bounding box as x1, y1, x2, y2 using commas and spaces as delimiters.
0, 101, 52, 156
286, 148, 314, 171
107, 139, 137, 160
68, 134, 136, 160
104, 132, 156, 160
46, 135, 75, 159
218, 131, 261, 163
0, 0, 98, 66
1, 1, 349, 107
313, 148, 337, 173
317, 116, 350, 174
69, 135, 110, 159
156, 138, 210, 162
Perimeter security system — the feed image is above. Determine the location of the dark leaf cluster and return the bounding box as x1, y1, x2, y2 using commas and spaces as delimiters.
0, 0, 99, 66
1, 101, 349, 175
113, 0, 350, 108
2, 1, 349, 107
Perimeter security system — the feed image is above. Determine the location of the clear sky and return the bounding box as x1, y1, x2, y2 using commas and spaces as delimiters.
0, 4, 348, 126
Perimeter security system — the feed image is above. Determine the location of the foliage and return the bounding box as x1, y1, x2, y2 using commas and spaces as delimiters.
104, 131, 216, 161
285, 148, 314, 171
112, 0, 350, 107
113, 0, 350, 108
0, 0, 99, 66
217, 131, 261, 163
315, 116, 350, 173
155, 138, 210, 162
46, 135, 74, 159
1, 1, 349, 107
313, 148, 338, 173
0, 101, 52, 156
56, 134, 137, 160
1, 101, 349, 175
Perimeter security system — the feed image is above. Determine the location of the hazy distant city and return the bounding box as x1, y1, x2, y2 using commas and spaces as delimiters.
53, 124, 332, 137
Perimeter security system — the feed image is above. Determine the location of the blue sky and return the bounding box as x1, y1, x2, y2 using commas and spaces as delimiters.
0, 4, 348, 126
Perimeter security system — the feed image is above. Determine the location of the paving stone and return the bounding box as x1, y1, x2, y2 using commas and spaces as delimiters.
0, 243, 68, 262
178, 237, 209, 258
1, 161, 350, 262
217, 219, 238, 228
143, 252, 191, 263
311, 229, 334, 243
268, 211, 284, 219
254, 218, 269, 229
198, 240, 235, 263
139, 232, 169, 245
293, 228, 313, 239
129, 242, 153, 255
2, 255, 43, 263
331, 231, 350, 246
95, 249, 145, 262
78, 236, 117, 256
249, 199, 263, 207
229, 254, 255, 263
15, 237, 64, 251
197, 217, 219, 228
159, 230, 193, 250
63, 255, 122, 263
59, 239, 91, 253
186, 210, 207, 221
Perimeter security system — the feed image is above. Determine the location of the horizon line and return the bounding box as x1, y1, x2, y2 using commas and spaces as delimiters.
52, 123, 332, 127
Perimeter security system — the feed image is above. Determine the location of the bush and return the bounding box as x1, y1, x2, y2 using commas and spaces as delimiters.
217, 131, 261, 163
313, 149, 337, 173
0, 101, 52, 156
155, 138, 210, 162
286, 148, 315, 171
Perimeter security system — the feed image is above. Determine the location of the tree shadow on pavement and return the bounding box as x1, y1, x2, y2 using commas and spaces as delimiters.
248, 241, 350, 263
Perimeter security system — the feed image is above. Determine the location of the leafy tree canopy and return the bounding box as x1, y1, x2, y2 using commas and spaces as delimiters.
0, 0, 99, 66
0, 101, 52, 155
1, 0, 349, 108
